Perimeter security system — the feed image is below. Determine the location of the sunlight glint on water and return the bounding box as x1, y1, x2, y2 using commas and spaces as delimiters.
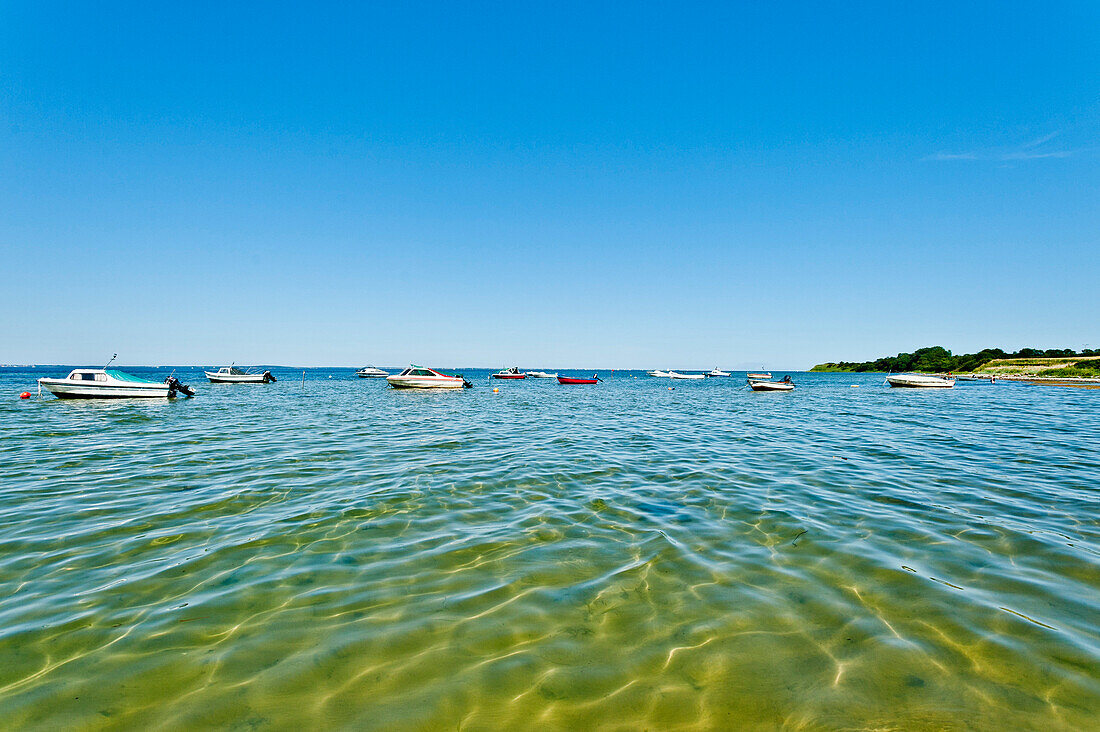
1, 368, 1098, 729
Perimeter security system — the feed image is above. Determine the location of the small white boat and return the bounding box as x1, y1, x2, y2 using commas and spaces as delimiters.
749, 377, 794, 391
356, 366, 389, 378
647, 370, 672, 377
492, 367, 526, 380
205, 366, 276, 383
747, 372, 772, 380
887, 373, 956, 388
668, 371, 705, 380
38, 368, 194, 399
525, 371, 559, 378
707, 368, 731, 377
387, 365, 471, 389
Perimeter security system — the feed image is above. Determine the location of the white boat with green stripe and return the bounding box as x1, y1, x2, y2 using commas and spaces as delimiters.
38, 368, 186, 399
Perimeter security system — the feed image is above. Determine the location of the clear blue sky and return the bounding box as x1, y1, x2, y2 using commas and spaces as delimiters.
2, 2, 1097, 368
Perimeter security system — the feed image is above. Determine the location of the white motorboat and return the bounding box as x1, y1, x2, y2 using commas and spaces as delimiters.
205, 366, 276, 383
356, 366, 389, 378
387, 365, 472, 389
749, 377, 794, 391
38, 368, 194, 399
707, 368, 731, 377
647, 370, 672, 377
668, 371, 705, 380
887, 373, 956, 388
525, 371, 559, 378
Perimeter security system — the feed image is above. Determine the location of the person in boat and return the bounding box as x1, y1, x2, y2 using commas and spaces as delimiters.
782, 375, 792, 383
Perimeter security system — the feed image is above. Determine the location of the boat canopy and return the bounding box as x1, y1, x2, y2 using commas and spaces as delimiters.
105, 369, 161, 384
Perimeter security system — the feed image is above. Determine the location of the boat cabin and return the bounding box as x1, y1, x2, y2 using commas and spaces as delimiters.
215, 366, 246, 375
68, 369, 107, 382
398, 367, 439, 377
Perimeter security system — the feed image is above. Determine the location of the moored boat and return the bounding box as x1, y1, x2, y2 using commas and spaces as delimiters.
748, 376, 794, 391
647, 370, 672, 377
525, 371, 558, 378
492, 367, 526, 380
668, 371, 705, 380
38, 368, 195, 399
557, 375, 600, 385
205, 365, 276, 383
387, 365, 472, 389
707, 368, 731, 377
747, 371, 772, 380
356, 366, 389, 378
886, 373, 956, 388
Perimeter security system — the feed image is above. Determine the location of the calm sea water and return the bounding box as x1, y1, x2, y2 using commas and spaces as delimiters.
1, 367, 1097, 729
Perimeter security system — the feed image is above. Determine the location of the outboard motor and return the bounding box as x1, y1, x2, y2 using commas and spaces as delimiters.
462, 376, 473, 389
262, 370, 276, 383
165, 376, 196, 398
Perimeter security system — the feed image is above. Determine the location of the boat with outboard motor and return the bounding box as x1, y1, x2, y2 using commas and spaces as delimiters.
748, 376, 794, 391
707, 368, 731, 377
387, 365, 472, 389
886, 373, 956, 388
492, 367, 526, 380
205, 365, 276, 384
38, 368, 194, 399
557, 374, 600, 385
356, 366, 389, 378
525, 371, 558, 378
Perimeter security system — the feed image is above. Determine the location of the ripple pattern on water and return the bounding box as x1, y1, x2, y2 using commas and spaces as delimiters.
0, 369, 1098, 729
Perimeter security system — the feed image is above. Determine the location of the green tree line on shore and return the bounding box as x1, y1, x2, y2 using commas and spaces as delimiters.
810, 346, 1099, 373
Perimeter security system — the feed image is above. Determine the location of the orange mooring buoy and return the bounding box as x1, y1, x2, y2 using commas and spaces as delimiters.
20, 392, 31, 399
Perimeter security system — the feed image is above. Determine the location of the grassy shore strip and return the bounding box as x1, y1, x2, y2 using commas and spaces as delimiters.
812, 346, 1100, 378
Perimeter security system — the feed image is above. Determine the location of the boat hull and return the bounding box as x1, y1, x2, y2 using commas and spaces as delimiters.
884, 376, 954, 387
557, 376, 597, 385
492, 374, 526, 380
749, 380, 794, 391
887, 374, 955, 388
205, 372, 272, 384
386, 376, 466, 389
669, 373, 705, 380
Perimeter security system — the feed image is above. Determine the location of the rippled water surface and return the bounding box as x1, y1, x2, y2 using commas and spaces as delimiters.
2, 367, 1098, 729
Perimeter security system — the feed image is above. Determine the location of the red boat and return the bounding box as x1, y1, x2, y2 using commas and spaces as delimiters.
557, 375, 600, 385
492, 368, 526, 380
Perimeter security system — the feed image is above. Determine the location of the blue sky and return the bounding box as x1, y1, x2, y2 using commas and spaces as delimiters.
2, 2, 1097, 368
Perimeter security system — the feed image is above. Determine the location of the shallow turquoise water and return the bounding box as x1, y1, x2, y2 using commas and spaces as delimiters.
1, 368, 1098, 729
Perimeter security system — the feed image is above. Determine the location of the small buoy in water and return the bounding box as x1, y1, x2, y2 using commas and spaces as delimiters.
493, 387, 499, 393
668, 386, 673, 391
851, 385, 860, 388
19, 391, 31, 399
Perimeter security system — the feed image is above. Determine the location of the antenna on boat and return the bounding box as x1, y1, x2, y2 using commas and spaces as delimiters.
104, 353, 118, 370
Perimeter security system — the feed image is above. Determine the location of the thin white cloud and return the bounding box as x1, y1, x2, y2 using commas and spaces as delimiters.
1020, 131, 1060, 149
1001, 149, 1075, 160
925, 131, 1080, 162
